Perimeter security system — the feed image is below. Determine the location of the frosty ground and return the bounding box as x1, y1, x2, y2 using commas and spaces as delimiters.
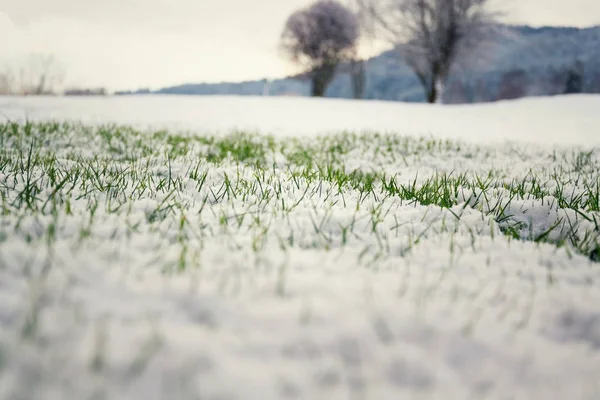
0, 95, 599, 400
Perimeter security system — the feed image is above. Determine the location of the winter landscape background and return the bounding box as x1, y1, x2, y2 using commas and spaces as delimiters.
118, 25, 600, 103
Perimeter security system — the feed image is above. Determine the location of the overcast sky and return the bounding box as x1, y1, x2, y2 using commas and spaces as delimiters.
1, 0, 599, 91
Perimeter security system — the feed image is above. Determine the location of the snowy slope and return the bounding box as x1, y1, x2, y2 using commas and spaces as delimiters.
0, 95, 599, 400
1, 94, 600, 146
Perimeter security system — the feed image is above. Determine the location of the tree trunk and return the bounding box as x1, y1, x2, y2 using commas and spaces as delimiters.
35, 75, 47, 95
434, 78, 445, 104
427, 82, 437, 103
350, 59, 366, 99
426, 77, 446, 104
311, 63, 336, 97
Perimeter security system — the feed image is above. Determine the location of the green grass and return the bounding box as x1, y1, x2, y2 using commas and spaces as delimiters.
1, 120, 599, 267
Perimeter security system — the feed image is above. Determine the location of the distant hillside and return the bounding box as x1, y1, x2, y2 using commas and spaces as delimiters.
118, 25, 600, 103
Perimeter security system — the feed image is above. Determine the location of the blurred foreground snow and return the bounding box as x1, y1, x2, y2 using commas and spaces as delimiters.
0, 95, 599, 400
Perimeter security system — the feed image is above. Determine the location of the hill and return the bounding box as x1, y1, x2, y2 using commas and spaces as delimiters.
118, 25, 600, 103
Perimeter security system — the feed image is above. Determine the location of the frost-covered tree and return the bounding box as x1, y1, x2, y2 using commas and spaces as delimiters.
0, 54, 65, 95
0, 69, 15, 95
22, 54, 65, 95
281, 0, 360, 97
355, 0, 500, 103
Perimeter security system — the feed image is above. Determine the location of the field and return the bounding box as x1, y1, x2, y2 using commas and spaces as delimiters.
1, 95, 600, 399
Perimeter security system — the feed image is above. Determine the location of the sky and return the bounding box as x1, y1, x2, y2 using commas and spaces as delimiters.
1, 0, 599, 91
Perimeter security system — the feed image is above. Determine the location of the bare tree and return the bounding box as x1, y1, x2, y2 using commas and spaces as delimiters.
355, 0, 500, 103
0, 68, 16, 95
19, 54, 65, 95
0, 54, 65, 95
281, 0, 360, 97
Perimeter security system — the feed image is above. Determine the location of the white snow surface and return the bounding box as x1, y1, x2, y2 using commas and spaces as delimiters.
1, 94, 600, 146
0, 95, 599, 400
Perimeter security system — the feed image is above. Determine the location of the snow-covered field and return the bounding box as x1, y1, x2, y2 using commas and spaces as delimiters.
2, 94, 600, 146
0, 95, 599, 400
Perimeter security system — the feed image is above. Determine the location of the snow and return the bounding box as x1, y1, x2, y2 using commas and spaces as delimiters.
0, 95, 599, 400
1, 94, 600, 146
